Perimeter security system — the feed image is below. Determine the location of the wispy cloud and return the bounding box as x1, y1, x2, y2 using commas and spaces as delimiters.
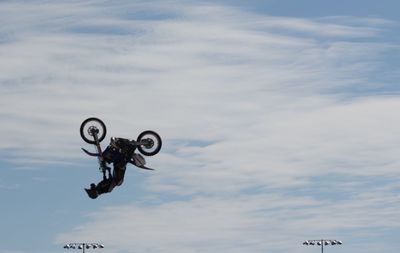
1, 1, 400, 253
55, 184, 400, 253
0, 182, 20, 191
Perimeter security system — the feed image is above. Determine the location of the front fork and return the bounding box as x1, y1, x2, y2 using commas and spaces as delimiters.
92, 130, 111, 179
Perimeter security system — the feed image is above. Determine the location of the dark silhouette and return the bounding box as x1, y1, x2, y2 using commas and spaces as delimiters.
85, 137, 146, 199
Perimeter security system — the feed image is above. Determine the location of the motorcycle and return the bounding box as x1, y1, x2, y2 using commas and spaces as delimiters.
80, 117, 162, 171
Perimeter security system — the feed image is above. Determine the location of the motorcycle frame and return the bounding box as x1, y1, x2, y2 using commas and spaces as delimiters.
81, 133, 155, 171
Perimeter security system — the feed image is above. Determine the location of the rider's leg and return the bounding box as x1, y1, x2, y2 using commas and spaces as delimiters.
101, 146, 113, 178
113, 162, 127, 186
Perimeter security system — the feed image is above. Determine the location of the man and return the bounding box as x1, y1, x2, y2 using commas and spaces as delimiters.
85, 137, 146, 199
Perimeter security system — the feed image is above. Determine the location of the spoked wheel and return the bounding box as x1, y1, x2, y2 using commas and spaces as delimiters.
80, 117, 107, 144
137, 130, 162, 156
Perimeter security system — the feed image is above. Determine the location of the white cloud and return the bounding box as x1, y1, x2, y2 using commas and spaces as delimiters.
1, 1, 400, 253
55, 184, 400, 253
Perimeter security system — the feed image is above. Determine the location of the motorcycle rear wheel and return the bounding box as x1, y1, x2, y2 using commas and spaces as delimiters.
137, 130, 162, 156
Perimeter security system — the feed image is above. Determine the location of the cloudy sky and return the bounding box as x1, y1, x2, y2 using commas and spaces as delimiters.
1, 1, 399, 253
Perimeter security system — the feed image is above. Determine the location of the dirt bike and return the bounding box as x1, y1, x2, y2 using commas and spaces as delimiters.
80, 117, 162, 171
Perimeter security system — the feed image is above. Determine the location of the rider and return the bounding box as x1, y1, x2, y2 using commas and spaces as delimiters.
85, 137, 146, 199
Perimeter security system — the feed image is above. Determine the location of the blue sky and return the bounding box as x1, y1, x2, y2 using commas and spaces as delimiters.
0, 1, 399, 253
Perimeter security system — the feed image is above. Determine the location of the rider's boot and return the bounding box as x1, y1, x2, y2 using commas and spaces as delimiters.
84, 183, 98, 199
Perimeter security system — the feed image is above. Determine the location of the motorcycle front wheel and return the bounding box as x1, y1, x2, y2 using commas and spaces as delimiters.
137, 130, 162, 156
80, 117, 107, 144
